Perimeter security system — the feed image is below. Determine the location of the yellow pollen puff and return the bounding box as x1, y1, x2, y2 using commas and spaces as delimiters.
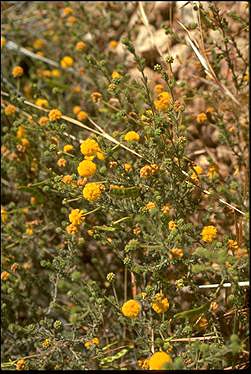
161, 204, 170, 215
75, 41, 86, 51
91, 91, 102, 103
60, 56, 74, 68
26, 227, 33, 236
35, 98, 49, 108
57, 158, 67, 167
20, 138, 29, 148
42, 338, 51, 348
83, 182, 103, 201
1, 207, 8, 223
109, 40, 118, 49
140, 164, 159, 178
148, 351, 172, 370
1, 36, 6, 48
151, 293, 169, 313
1, 271, 10, 281
62, 175, 73, 184
63, 7, 73, 16
80, 138, 101, 157
51, 69, 61, 78
112, 71, 122, 79
73, 106, 81, 115
124, 131, 140, 142
49, 109, 62, 121
77, 159, 96, 177
196, 112, 207, 124
168, 220, 177, 230
12, 66, 24, 78
38, 116, 49, 126
63, 144, 74, 153
66, 16, 77, 24
227, 239, 239, 252
145, 202, 156, 211
33, 38, 45, 49
84, 337, 100, 349
69, 209, 85, 226
66, 223, 78, 235
121, 299, 141, 318
201, 225, 217, 242
77, 111, 88, 121
4, 104, 16, 116
16, 359, 26, 371
170, 247, 184, 258
16, 126, 25, 138
124, 163, 132, 172
154, 91, 172, 111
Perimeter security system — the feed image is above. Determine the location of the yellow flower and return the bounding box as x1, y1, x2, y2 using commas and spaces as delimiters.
62, 175, 73, 184
112, 71, 122, 79
121, 299, 141, 318
26, 227, 33, 236
1, 36, 6, 48
4, 104, 16, 116
66, 16, 77, 25
1, 207, 8, 223
149, 351, 172, 370
109, 40, 118, 49
145, 202, 156, 211
168, 220, 176, 230
63, 144, 74, 153
80, 138, 101, 157
77, 111, 88, 121
66, 223, 78, 235
69, 209, 85, 226
97, 151, 105, 160
227, 239, 239, 252
35, 98, 49, 108
16, 126, 25, 138
72, 85, 81, 94
138, 358, 150, 369
124, 163, 132, 172
75, 41, 86, 51
161, 204, 170, 215
140, 164, 159, 178
201, 225, 217, 242
16, 359, 26, 371
154, 91, 172, 111
42, 338, 51, 348
197, 316, 208, 330
191, 165, 203, 180
12, 66, 24, 78
38, 116, 49, 126
84, 337, 100, 349
170, 248, 184, 258
154, 83, 164, 94
63, 7, 73, 16
51, 69, 61, 78
57, 158, 67, 167
21, 138, 30, 148
33, 38, 45, 49
73, 106, 81, 115
207, 165, 218, 179
83, 182, 103, 201
196, 112, 207, 124
49, 109, 62, 122
91, 91, 102, 103
151, 293, 169, 314
124, 131, 140, 142
60, 56, 74, 69
206, 106, 214, 114
1, 271, 10, 281
77, 159, 96, 177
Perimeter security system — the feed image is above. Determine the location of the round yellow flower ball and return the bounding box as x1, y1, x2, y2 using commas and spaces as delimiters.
77, 159, 96, 177
121, 299, 141, 318
12, 66, 24, 78
124, 131, 140, 142
83, 182, 103, 201
148, 351, 172, 370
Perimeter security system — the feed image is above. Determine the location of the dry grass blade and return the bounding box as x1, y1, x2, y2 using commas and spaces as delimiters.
177, 21, 240, 106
